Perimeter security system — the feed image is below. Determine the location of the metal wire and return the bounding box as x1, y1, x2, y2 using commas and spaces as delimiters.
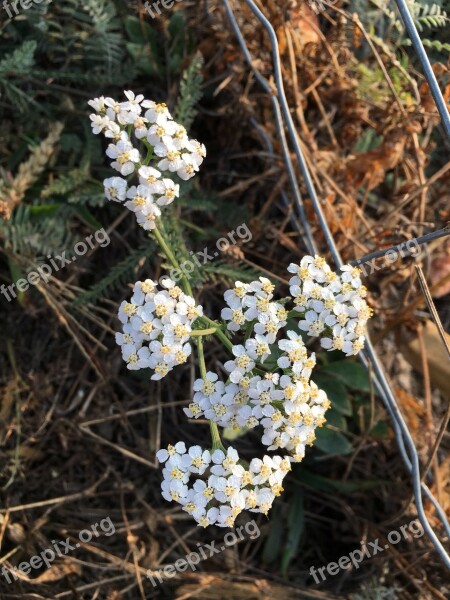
221, 1, 317, 254
394, 0, 450, 140
352, 227, 450, 266
221, 0, 450, 569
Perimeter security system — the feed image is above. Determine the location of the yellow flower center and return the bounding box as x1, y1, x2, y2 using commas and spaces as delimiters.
117, 152, 130, 165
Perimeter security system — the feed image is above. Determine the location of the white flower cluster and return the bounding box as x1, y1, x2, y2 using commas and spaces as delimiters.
116, 278, 203, 380
88, 91, 206, 231
221, 277, 288, 341
156, 442, 291, 528
184, 333, 329, 463
87, 91, 376, 529
288, 256, 372, 356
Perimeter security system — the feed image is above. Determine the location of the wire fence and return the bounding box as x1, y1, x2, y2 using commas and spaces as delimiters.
221, 0, 450, 569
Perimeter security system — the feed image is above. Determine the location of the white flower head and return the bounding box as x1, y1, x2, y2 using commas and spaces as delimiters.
106, 139, 140, 176
104, 177, 128, 202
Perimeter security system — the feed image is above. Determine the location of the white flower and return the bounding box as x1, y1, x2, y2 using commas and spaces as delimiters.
171, 125, 191, 150
115, 326, 139, 351
177, 295, 203, 320
215, 505, 236, 528
156, 179, 179, 206
340, 264, 363, 287
106, 139, 140, 176
249, 456, 277, 485
221, 293, 246, 331
118, 300, 138, 324
194, 506, 220, 528
161, 479, 188, 503
88, 96, 106, 112
249, 277, 275, 298
298, 309, 328, 336
204, 393, 234, 427
124, 184, 153, 213
245, 334, 271, 362
193, 372, 219, 395
253, 317, 283, 344
155, 140, 184, 172
320, 325, 355, 355
104, 97, 130, 124
177, 154, 199, 181
104, 121, 127, 143
248, 377, 284, 406
104, 177, 128, 202
144, 101, 172, 124
236, 405, 259, 429
135, 203, 161, 230
224, 345, 255, 383
180, 446, 211, 474
132, 115, 149, 139
138, 166, 163, 193
156, 441, 187, 463
122, 90, 144, 112
89, 114, 110, 134
190, 140, 207, 166
131, 279, 156, 304
147, 120, 177, 146
217, 447, 241, 474
224, 282, 249, 303
287, 256, 371, 356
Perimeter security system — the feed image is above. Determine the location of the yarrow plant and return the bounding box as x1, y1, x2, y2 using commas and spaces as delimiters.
89, 91, 373, 528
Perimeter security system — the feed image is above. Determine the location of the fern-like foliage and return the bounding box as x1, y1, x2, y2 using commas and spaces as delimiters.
161, 206, 205, 289
350, 0, 450, 53
41, 169, 88, 199
0, 0, 132, 119
72, 242, 156, 306
411, 1, 448, 32
175, 52, 204, 128
200, 261, 263, 286
0, 41, 40, 111
0, 204, 75, 259
40, 169, 106, 207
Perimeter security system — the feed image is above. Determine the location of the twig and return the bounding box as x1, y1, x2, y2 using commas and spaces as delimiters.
0, 470, 110, 513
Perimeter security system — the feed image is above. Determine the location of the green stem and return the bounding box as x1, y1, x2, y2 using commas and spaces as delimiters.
152, 222, 226, 453
210, 421, 226, 452
152, 226, 233, 354
196, 336, 207, 379
143, 142, 154, 166
190, 328, 217, 337
201, 315, 233, 351
287, 309, 305, 319
197, 336, 226, 453
153, 223, 193, 297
